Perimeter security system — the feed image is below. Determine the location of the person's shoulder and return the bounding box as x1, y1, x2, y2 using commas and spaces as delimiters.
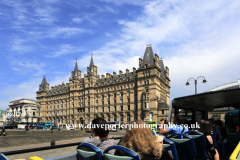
104, 139, 118, 145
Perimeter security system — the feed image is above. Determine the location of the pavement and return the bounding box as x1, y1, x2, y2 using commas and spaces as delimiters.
0, 130, 126, 160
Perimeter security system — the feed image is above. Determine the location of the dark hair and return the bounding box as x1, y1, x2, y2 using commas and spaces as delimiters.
174, 115, 185, 125
199, 120, 211, 135
91, 117, 109, 138
215, 120, 222, 127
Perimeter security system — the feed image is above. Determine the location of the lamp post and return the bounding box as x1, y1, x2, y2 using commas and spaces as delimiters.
25, 113, 29, 131
185, 76, 207, 94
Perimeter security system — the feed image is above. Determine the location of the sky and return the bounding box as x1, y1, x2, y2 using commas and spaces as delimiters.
1, 0, 240, 110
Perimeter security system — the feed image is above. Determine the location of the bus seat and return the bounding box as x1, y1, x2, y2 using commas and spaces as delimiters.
76, 143, 103, 160
103, 145, 140, 160
168, 133, 196, 160
0, 154, 10, 160
185, 130, 208, 160
163, 138, 179, 160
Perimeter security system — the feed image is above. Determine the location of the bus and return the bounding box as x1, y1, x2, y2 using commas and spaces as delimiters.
107, 121, 119, 131
167, 87, 240, 158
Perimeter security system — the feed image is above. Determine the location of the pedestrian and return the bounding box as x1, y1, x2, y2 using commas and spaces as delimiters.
51, 125, 53, 133
1, 125, 6, 136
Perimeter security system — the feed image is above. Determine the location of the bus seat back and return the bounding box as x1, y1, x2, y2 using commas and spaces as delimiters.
103, 145, 140, 160
0, 154, 10, 160
76, 143, 103, 160
163, 138, 179, 160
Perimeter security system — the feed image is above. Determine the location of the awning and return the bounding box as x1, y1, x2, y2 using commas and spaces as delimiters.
172, 88, 240, 111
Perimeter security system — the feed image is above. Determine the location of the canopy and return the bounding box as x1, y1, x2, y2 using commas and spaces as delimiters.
172, 88, 240, 111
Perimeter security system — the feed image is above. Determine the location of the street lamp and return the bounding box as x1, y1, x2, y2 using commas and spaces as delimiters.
25, 113, 29, 131
185, 76, 207, 94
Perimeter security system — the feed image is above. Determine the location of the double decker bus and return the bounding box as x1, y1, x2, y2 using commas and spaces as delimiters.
107, 121, 119, 131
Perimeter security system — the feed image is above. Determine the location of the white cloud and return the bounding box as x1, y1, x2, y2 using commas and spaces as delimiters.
50, 27, 86, 37
11, 38, 32, 53
49, 44, 84, 57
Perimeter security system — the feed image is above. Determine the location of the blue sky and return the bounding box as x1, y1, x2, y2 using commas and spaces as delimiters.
1, 0, 240, 110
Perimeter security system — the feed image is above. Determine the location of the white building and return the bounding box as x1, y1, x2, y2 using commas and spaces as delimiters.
208, 79, 240, 92
6, 99, 38, 123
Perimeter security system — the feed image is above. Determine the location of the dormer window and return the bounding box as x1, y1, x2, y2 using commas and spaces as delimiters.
145, 64, 148, 68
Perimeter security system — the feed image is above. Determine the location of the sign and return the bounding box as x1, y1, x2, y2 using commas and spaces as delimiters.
13, 101, 20, 105
16, 111, 20, 117
7, 112, 12, 118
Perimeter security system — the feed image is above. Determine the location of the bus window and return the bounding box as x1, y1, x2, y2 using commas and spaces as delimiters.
195, 111, 202, 122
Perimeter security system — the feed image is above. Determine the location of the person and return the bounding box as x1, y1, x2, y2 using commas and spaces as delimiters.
50, 125, 53, 133
199, 120, 219, 160
159, 115, 189, 134
208, 118, 221, 157
1, 125, 6, 136
81, 117, 118, 155
215, 120, 227, 159
115, 120, 163, 160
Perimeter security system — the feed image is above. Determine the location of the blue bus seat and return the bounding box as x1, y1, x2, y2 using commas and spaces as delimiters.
185, 130, 208, 160
76, 143, 103, 160
0, 154, 9, 160
163, 138, 179, 160
168, 133, 196, 160
103, 145, 140, 160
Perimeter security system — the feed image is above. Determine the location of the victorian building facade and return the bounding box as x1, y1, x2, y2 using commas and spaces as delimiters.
36, 45, 170, 125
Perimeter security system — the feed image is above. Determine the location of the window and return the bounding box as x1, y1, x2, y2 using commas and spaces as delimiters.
143, 95, 146, 99
147, 80, 149, 84
127, 85, 129, 89
162, 110, 164, 114
127, 98, 130, 103
128, 105, 130, 110
147, 95, 149, 100
88, 96, 90, 100
145, 88, 148, 92
96, 90, 98, 93
127, 91, 130, 96
88, 102, 90, 106
114, 93, 116, 98
120, 86, 122, 90
102, 95, 104, 100
120, 92, 123, 97
145, 64, 148, 68
114, 115, 116, 121
108, 94, 110, 98
135, 104, 137, 110
108, 101, 110, 105
114, 106, 116, 111
96, 96, 98, 100
108, 82, 109, 85
102, 101, 104, 105
150, 112, 153, 121
102, 89, 103, 92
107, 88, 109, 92
114, 100, 116, 104
144, 81, 146, 85
33, 112, 35, 116
96, 102, 98, 106
102, 107, 104, 112
120, 99, 123, 103
96, 108, 98, 113
143, 73, 145, 77
147, 102, 149, 108
114, 80, 116, 84
108, 107, 110, 112
121, 106, 123, 111
127, 78, 129, 81
120, 79, 122, 82
88, 108, 90, 113
73, 109, 74, 114
114, 87, 116, 91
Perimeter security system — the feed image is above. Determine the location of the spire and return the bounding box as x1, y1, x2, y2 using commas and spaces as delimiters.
89, 53, 94, 72
141, 44, 155, 68
40, 76, 47, 90
74, 59, 78, 76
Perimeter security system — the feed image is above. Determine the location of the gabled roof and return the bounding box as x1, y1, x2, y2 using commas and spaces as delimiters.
40, 76, 47, 90
89, 55, 94, 72
141, 45, 155, 68
74, 59, 78, 76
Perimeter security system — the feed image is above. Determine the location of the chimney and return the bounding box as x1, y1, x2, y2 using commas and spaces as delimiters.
133, 67, 136, 73
113, 72, 116, 77
119, 70, 122, 75
139, 58, 142, 68
126, 69, 129, 74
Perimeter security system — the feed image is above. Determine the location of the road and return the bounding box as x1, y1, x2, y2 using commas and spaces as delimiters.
0, 129, 126, 160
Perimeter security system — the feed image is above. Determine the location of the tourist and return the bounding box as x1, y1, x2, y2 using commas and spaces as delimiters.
215, 120, 227, 159
115, 120, 163, 160
81, 117, 118, 155
159, 115, 189, 134
208, 118, 221, 157
199, 120, 219, 160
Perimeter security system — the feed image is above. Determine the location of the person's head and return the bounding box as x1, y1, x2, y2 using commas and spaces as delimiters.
173, 115, 185, 125
208, 118, 215, 129
119, 120, 162, 159
91, 117, 109, 138
215, 120, 222, 127
199, 120, 211, 135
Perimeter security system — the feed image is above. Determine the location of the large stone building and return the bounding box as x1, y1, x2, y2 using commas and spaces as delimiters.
6, 99, 38, 124
36, 45, 170, 125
